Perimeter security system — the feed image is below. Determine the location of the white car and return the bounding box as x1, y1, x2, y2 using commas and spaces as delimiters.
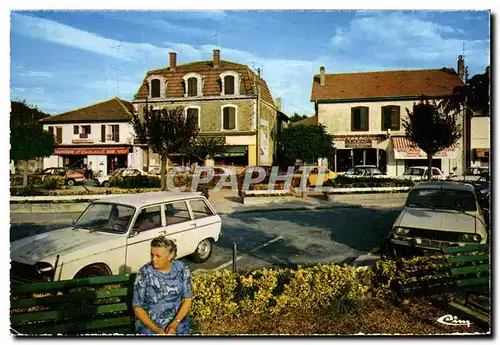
387, 181, 488, 257
95, 168, 146, 187
449, 167, 489, 182
11, 191, 222, 282
339, 165, 387, 178
396, 166, 446, 181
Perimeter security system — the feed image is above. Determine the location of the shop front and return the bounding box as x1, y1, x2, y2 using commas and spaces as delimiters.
332, 134, 388, 173
388, 136, 459, 177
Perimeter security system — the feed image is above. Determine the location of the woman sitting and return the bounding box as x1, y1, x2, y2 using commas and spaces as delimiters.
132, 236, 193, 335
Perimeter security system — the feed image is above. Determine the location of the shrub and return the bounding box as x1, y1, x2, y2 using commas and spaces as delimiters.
42, 176, 65, 190
10, 186, 47, 196
326, 176, 415, 188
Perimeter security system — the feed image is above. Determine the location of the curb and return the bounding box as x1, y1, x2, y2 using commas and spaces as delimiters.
218, 203, 362, 215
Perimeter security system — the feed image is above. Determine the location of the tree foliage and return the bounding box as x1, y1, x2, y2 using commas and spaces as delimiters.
131, 105, 198, 189
278, 124, 335, 165
10, 100, 54, 161
403, 97, 462, 180
183, 136, 228, 165
289, 112, 308, 123
440, 66, 490, 117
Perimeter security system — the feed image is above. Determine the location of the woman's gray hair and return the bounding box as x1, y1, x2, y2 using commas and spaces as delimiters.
151, 235, 177, 259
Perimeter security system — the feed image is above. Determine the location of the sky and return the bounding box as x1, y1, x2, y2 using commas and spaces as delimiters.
9, 9, 491, 117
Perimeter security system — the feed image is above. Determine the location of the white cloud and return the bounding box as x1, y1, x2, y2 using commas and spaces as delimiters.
19, 70, 53, 78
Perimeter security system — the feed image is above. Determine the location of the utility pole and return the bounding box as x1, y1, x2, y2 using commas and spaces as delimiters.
256, 68, 261, 166
111, 43, 122, 97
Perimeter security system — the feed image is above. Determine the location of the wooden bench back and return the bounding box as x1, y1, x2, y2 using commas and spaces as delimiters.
441, 244, 490, 290
11, 274, 136, 335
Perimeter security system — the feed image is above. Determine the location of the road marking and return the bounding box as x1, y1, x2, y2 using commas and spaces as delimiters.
192, 236, 284, 275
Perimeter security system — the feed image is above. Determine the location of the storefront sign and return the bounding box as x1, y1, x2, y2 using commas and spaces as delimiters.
344, 137, 373, 148
54, 147, 130, 155
393, 148, 458, 159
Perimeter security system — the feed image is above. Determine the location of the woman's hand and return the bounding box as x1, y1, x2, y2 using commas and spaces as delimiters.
165, 321, 178, 335
153, 326, 166, 335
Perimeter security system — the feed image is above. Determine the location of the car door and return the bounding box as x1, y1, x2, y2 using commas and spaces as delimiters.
159, 200, 195, 259
431, 168, 443, 180
187, 198, 222, 251
125, 204, 163, 273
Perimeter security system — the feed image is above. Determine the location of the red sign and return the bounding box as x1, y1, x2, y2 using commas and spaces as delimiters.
54, 147, 130, 155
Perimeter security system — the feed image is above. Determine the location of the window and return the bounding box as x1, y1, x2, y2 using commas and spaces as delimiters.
351, 107, 369, 131
382, 106, 400, 131
56, 127, 62, 144
406, 189, 477, 212
102, 124, 119, 142
75, 203, 135, 234
187, 77, 198, 96
73, 125, 79, 134
432, 168, 441, 176
151, 79, 161, 98
186, 108, 200, 129
133, 205, 162, 232
224, 75, 235, 95
222, 106, 236, 130
165, 201, 192, 225
189, 199, 214, 219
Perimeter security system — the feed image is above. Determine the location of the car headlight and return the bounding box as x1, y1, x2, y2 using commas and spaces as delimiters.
395, 227, 411, 236
462, 234, 481, 243
35, 262, 54, 274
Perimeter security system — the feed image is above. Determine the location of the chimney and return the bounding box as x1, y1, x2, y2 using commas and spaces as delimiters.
457, 55, 465, 81
275, 97, 281, 111
320, 66, 326, 85
169, 52, 177, 71
213, 49, 220, 68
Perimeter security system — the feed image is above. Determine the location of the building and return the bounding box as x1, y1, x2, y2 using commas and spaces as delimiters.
132, 49, 282, 167
470, 116, 490, 167
310, 62, 466, 176
39, 97, 147, 176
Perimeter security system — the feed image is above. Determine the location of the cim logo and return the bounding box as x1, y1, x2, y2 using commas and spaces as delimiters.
437, 314, 472, 327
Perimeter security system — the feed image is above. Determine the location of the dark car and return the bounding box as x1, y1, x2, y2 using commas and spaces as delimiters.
40, 167, 85, 186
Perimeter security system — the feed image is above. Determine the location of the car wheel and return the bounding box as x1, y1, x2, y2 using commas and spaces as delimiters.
66, 179, 75, 186
189, 238, 214, 263
102, 181, 110, 188
74, 264, 110, 279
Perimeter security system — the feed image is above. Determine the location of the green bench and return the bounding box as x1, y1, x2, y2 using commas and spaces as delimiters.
441, 244, 490, 307
10, 274, 199, 336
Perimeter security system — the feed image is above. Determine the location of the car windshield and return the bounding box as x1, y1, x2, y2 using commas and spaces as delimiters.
403, 168, 425, 176
406, 189, 477, 212
75, 202, 135, 234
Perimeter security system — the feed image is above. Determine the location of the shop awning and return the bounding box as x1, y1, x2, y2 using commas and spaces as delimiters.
215, 146, 247, 157
392, 137, 458, 159
473, 148, 489, 159
54, 147, 130, 155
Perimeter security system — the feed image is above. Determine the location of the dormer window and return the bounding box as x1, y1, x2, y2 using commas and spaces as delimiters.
146, 75, 167, 99
220, 71, 240, 96
183, 72, 203, 97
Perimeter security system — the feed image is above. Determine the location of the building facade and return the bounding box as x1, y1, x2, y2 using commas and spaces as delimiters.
40, 98, 147, 176
132, 49, 282, 167
470, 116, 490, 167
310, 64, 466, 177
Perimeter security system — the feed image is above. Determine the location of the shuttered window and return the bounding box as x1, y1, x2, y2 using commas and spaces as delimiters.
56, 127, 63, 144
187, 108, 199, 129
351, 107, 369, 131
113, 124, 120, 142
381, 106, 400, 131
187, 77, 198, 96
73, 125, 79, 134
224, 75, 235, 95
223, 107, 236, 130
101, 125, 106, 142
151, 79, 161, 98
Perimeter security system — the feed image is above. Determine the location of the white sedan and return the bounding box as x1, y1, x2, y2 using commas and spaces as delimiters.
10, 191, 222, 282
396, 166, 446, 181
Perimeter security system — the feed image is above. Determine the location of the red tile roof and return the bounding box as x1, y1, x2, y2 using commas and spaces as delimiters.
40, 97, 134, 123
290, 115, 318, 126
133, 60, 275, 106
311, 68, 464, 102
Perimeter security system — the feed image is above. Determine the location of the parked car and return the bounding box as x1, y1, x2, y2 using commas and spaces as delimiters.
386, 181, 488, 258
396, 166, 446, 181
95, 168, 147, 187
449, 167, 489, 182
10, 191, 222, 282
40, 167, 85, 186
294, 165, 337, 186
339, 165, 387, 178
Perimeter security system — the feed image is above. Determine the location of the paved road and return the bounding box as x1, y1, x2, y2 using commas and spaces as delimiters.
10, 206, 401, 274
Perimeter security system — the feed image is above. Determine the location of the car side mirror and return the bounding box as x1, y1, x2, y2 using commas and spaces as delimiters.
130, 228, 140, 237
72, 219, 76, 225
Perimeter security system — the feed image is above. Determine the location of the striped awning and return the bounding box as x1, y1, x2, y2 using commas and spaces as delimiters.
392, 137, 458, 159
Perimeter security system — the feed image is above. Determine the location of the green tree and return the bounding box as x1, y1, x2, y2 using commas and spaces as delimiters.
10, 100, 54, 186
289, 112, 308, 123
131, 105, 198, 190
184, 136, 228, 166
278, 124, 335, 167
403, 97, 462, 180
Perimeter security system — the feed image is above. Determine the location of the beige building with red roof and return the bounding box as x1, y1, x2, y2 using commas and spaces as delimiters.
39, 97, 145, 176
310, 58, 466, 177
132, 49, 286, 167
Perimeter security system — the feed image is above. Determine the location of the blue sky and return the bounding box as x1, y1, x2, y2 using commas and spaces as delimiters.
10, 9, 490, 116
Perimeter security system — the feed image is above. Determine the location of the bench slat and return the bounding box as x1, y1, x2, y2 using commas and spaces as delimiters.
441, 244, 489, 254
18, 315, 132, 335
450, 264, 490, 276
456, 277, 490, 289
11, 288, 130, 309
11, 302, 129, 325
446, 254, 489, 264
12, 274, 133, 294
